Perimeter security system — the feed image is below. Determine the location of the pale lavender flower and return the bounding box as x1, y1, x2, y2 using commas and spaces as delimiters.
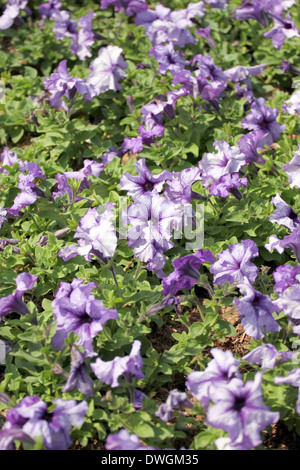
211, 240, 259, 286
0, 0, 28, 30
0, 272, 38, 318
163, 167, 202, 204
243, 344, 293, 370
70, 12, 96, 61
122, 192, 182, 277
209, 173, 247, 198
269, 193, 300, 231
88, 45, 128, 94
91, 340, 145, 387
224, 64, 266, 86
106, 429, 156, 450
0, 147, 19, 172
282, 144, 300, 188
149, 42, 188, 75
274, 369, 300, 415
0, 396, 88, 450
274, 281, 300, 323
38, 0, 61, 19
186, 348, 242, 409
233, 278, 281, 340
62, 346, 94, 398
53, 159, 103, 202
51, 278, 118, 357
273, 265, 300, 293
0, 208, 7, 230
205, 0, 229, 8
199, 140, 247, 188
59, 203, 117, 262
195, 26, 216, 49
120, 158, 171, 200
282, 89, 300, 117
122, 136, 144, 154
237, 130, 269, 165
206, 372, 280, 450
138, 116, 165, 146
51, 9, 77, 40
101, 0, 147, 15
234, 0, 268, 27
155, 389, 192, 421
241, 98, 285, 144
264, 13, 300, 49
265, 228, 300, 262
161, 249, 214, 296
44, 60, 96, 109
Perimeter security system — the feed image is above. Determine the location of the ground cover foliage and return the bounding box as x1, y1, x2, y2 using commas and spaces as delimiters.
0, 0, 300, 451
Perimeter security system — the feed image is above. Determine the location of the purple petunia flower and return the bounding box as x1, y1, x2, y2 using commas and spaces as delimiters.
120, 158, 171, 200
59, 203, 118, 262
163, 167, 203, 204
264, 12, 300, 49
51, 278, 118, 357
53, 159, 103, 202
205, 0, 229, 9
265, 228, 300, 262
62, 346, 94, 398
0, 147, 19, 172
161, 249, 214, 296
206, 372, 280, 450
0, 0, 29, 30
101, 0, 147, 16
209, 173, 247, 198
88, 45, 128, 95
273, 264, 300, 294
0, 273, 38, 318
210, 240, 259, 286
186, 348, 242, 409
234, 0, 268, 27
199, 140, 247, 189
282, 89, 300, 117
241, 98, 285, 145
269, 193, 300, 231
243, 344, 293, 370
70, 12, 96, 61
51, 9, 77, 40
0, 396, 88, 450
274, 281, 300, 324
233, 278, 281, 340
7, 162, 46, 217
282, 144, 300, 189
155, 389, 192, 421
44, 60, 96, 110
38, 0, 61, 19
274, 369, 300, 415
237, 130, 269, 165
122, 192, 182, 277
91, 340, 145, 387
106, 429, 156, 450
149, 42, 188, 76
